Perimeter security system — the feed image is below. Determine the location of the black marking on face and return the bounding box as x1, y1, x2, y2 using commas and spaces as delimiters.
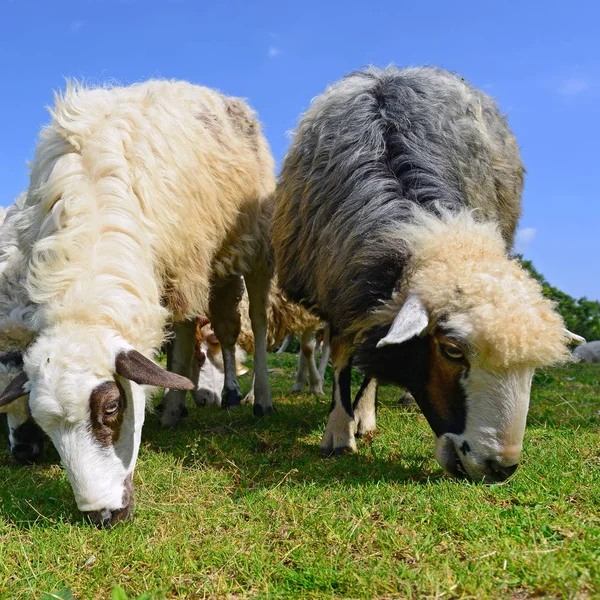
355, 324, 468, 437
88, 380, 126, 448
460, 440, 471, 455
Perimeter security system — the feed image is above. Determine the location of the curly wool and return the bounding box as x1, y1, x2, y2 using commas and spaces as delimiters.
362, 210, 571, 370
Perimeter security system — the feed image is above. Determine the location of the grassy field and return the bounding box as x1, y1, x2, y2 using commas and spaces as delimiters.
1, 354, 599, 599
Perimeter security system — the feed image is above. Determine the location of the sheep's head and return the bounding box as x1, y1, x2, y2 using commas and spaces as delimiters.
356, 212, 583, 483
0, 323, 193, 528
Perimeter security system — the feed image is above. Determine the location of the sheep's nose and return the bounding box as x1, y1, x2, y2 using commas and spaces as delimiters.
485, 459, 518, 483
85, 505, 132, 529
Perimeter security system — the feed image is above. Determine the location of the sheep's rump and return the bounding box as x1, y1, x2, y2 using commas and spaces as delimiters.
273, 66, 523, 335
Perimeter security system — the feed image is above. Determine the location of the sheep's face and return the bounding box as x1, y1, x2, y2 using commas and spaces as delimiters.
0, 325, 193, 528
360, 294, 574, 483
426, 330, 534, 483
22, 329, 144, 526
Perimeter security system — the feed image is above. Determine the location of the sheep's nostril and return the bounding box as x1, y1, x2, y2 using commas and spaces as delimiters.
485, 459, 518, 482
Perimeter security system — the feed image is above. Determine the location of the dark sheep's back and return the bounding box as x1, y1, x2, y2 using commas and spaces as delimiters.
272, 66, 523, 335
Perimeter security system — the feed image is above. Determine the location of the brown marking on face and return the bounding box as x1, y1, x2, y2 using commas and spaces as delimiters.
89, 380, 126, 448
426, 333, 469, 427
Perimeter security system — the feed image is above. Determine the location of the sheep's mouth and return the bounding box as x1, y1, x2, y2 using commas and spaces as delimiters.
444, 443, 469, 479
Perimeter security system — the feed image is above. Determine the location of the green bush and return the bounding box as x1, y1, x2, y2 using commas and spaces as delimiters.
516, 255, 600, 342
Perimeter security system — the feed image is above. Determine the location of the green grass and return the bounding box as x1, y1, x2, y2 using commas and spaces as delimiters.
1, 356, 599, 599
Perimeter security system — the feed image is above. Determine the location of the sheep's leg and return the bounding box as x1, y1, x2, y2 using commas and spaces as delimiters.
321, 339, 356, 456
243, 374, 255, 404
353, 376, 378, 437
318, 325, 330, 380
301, 329, 325, 395
160, 319, 195, 428
291, 346, 309, 393
245, 268, 274, 416
210, 276, 244, 410
276, 334, 291, 354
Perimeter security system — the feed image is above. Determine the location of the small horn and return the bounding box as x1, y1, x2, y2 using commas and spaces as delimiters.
115, 349, 194, 390
564, 329, 586, 346
0, 371, 30, 407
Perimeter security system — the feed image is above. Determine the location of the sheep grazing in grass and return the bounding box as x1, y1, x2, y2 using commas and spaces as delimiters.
574, 341, 600, 363
272, 66, 583, 483
174, 282, 328, 408
0, 80, 275, 527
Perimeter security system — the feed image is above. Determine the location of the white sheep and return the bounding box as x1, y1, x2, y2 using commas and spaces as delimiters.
0, 79, 275, 527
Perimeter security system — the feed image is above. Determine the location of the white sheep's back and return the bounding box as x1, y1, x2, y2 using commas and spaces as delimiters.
22, 80, 275, 353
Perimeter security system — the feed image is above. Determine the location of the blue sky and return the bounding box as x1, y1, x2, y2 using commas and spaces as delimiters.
1, 0, 598, 299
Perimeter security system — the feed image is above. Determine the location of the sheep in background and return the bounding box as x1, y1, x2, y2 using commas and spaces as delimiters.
0, 80, 275, 527
237, 283, 328, 397
183, 282, 328, 408
273, 66, 582, 483
0, 195, 45, 464
574, 341, 600, 363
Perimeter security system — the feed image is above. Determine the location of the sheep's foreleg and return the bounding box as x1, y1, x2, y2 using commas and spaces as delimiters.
276, 334, 291, 354
291, 346, 308, 393
294, 329, 324, 395
245, 268, 274, 416
321, 338, 356, 456
160, 319, 195, 428
210, 276, 244, 409
318, 324, 330, 380
353, 376, 378, 437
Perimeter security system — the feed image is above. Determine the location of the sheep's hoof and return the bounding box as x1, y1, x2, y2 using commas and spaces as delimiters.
221, 387, 242, 410
253, 403, 276, 417
309, 386, 326, 397
320, 445, 354, 458
160, 404, 188, 429
399, 391, 416, 406
321, 426, 357, 457
334, 446, 355, 457
290, 384, 305, 394
355, 413, 377, 437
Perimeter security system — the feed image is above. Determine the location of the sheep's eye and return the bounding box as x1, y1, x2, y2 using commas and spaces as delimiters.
104, 400, 120, 417
441, 344, 464, 361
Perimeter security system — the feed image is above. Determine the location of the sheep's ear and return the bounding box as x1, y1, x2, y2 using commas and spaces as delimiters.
115, 349, 195, 390
0, 371, 30, 408
376, 294, 429, 348
565, 329, 586, 346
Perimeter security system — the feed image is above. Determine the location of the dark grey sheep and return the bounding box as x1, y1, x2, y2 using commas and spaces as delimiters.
273, 66, 576, 483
